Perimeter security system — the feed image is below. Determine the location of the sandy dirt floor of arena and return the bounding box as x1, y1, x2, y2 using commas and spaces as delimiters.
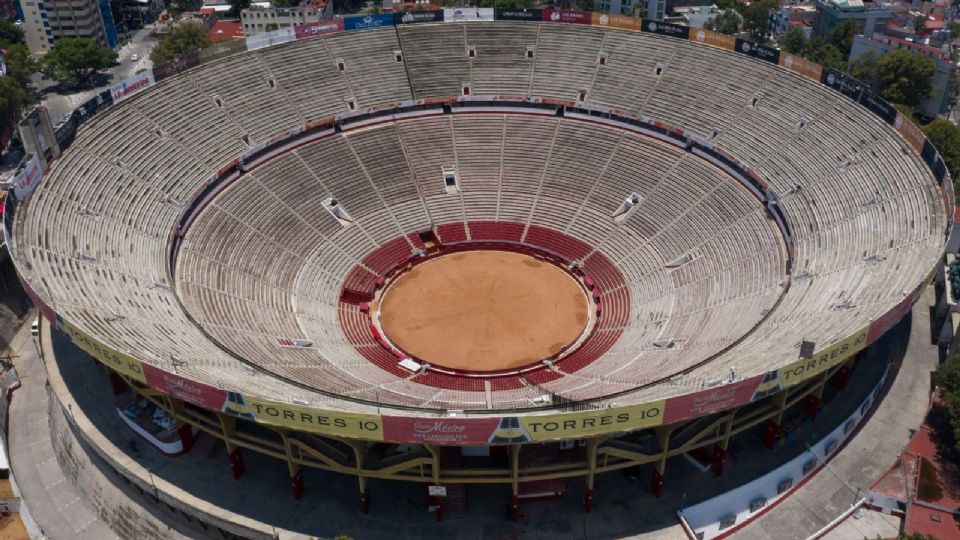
377, 250, 590, 372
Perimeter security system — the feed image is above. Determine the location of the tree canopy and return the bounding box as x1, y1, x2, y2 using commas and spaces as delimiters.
740, 0, 776, 40
150, 22, 211, 64
923, 119, 960, 202
804, 39, 844, 70
876, 49, 935, 109
848, 49, 881, 89
825, 19, 859, 58
228, 0, 251, 19
934, 350, 960, 446
781, 27, 807, 54
0, 20, 25, 48
704, 10, 742, 36
40, 38, 117, 89
0, 76, 31, 120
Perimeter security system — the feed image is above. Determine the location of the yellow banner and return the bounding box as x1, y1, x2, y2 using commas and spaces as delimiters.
689, 28, 735, 51
779, 53, 822, 82
591, 13, 643, 31
58, 318, 147, 384
520, 401, 664, 442
777, 326, 869, 387
244, 396, 384, 440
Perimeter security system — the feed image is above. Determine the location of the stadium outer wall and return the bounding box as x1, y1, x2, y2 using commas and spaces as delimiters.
3, 9, 954, 533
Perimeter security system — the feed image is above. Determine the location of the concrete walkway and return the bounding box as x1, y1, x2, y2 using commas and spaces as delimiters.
739, 286, 939, 540
6, 314, 118, 540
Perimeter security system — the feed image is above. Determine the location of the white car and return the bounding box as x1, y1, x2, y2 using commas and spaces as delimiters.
130, 53, 139, 61
30, 317, 39, 336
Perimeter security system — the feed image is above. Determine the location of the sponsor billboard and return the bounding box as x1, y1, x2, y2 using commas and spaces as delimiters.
734, 38, 779, 64
243, 396, 384, 439
542, 9, 591, 25
779, 53, 822, 82
820, 67, 864, 100
494, 8, 542, 21
640, 19, 690, 39
662, 375, 763, 424
591, 12, 642, 31
344, 13, 396, 31
776, 326, 869, 387
922, 140, 948, 184
12, 154, 42, 199
109, 70, 155, 104
295, 19, 345, 40
152, 52, 201, 82
443, 7, 493, 22
198, 39, 246, 62
57, 315, 147, 384
142, 363, 228, 410
245, 27, 295, 51
395, 10, 444, 24
382, 416, 502, 444
689, 28, 735, 51
519, 401, 664, 442
894, 113, 925, 154
858, 90, 897, 125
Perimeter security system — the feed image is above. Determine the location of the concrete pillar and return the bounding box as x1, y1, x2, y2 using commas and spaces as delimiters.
510, 444, 521, 522
584, 437, 600, 513
762, 419, 779, 450
217, 413, 245, 479
108, 370, 125, 395
359, 477, 370, 514
711, 444, 727, 477
651, 426, 671, 498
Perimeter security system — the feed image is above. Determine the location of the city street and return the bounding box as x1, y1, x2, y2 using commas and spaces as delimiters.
34, 26, 159, 125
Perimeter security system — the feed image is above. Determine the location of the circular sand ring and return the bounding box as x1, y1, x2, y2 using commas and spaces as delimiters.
374, 250, 593, 373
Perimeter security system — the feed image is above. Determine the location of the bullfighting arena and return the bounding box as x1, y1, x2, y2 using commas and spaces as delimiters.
376, 250, 591, 372
4, 11, 953, 540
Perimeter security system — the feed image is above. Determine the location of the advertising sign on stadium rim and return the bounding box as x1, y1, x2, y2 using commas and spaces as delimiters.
56, 316, 147, 384
734, 38, 779, 64
494, 8, 542, 21
395, 10, 444, 24
542, 9, 591, 24
443, 7, 493, 22
689, 28, 735, 51
344, 13, 395, 31
109, 70, 155, 104
779, 53, 822, 82
640, 20, 690, 39
242, 396, 384, 439
12, 154, 42, 199
661, 375, 764, 424
295, 19, 344, 40
141, 363, 227, 411
776, 326, 869, 386
591, 13, 643, 31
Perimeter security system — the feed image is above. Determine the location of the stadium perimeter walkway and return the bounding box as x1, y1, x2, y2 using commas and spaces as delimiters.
739, 285, 939, 540
37, 288, 925, 540
6, 314, 119, 540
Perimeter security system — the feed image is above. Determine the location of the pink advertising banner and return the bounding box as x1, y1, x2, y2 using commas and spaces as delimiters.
662, 374, 764, 424
142, 363, 228, 410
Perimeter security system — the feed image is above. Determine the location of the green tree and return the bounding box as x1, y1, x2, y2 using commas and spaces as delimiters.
4, 44, 38, 90
740, 0, 776, 40
0, 76, 31, 120
704, 10, 742, 36
826, 19, 859, 58
149, 21, 211, 64
876, 49, 935, 109
923, 120, 960, 201
40, 38, 117, 89
781, 27, 807, 54
804, 39, 844, 70
848, 50, 881, 90
0, 20, 25, 48
228, 0, 251, 18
